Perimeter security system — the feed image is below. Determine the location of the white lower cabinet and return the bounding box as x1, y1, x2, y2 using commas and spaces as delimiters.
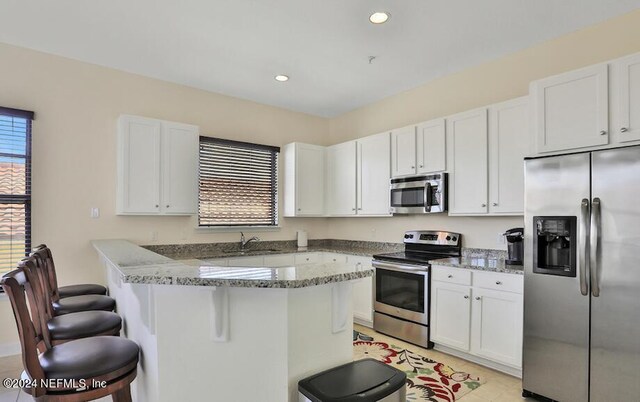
470, 287, 523, 368
430, 281, 471, 351
348, 255, 374, 327
431, 266, 524, 372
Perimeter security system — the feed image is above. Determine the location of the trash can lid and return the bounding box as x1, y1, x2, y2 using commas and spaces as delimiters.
298, 358, 406, 402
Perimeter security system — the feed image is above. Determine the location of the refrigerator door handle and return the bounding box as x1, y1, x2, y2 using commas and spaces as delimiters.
590, 197, 601, 297
579, 198, 590, 296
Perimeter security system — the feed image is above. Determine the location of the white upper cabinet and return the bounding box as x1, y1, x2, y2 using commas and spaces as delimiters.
357, 132, 391, 216
390, 126, 417, 177
614, 53, 640, 143
162, 122, 199, 214
488, 97, 530, 215
283, 143, 325, 217
416, 118, 446, 174
447, 108, 489, 215
532, 63, 609, 153
323, 132, 391, 217
117, 115, 198, 215
326, 141, 357, 216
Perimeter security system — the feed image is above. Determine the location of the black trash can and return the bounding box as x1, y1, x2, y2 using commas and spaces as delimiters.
298, 358, 407, 402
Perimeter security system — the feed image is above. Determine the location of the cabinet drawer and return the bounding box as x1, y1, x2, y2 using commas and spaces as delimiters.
263, 254, 296, 267
432, 266, 472, 286
295, 253, 320, 264
322, 253, 348, 263
473, 271, 523, 294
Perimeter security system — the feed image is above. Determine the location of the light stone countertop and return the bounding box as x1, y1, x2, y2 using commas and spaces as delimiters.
92, 239, 373, 288
429, 256, 524, 275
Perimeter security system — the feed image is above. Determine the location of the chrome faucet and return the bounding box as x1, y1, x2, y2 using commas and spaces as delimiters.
240, 232, 260, 250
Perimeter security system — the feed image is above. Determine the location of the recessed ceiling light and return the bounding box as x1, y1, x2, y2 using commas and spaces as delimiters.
369, 12, 390, 24
275, 75, 289, 82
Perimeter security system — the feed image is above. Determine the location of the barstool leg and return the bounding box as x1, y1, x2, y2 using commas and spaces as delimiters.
112, 385, 132, 402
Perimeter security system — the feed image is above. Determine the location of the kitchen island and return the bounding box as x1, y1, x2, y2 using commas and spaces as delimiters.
92, 240, 373, 402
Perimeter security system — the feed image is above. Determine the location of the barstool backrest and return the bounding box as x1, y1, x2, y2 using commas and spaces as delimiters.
31, 245, 61, 304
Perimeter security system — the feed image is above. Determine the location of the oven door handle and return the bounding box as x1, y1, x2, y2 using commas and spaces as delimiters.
372, 260, 429, 274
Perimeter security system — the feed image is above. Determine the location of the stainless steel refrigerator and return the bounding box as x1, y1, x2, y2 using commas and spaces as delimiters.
523, 145, 640, 402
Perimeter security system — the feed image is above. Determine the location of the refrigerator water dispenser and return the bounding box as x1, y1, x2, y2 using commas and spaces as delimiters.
533, 216, 577, 277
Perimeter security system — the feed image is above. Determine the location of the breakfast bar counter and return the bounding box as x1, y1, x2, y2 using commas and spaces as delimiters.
92, 239, 370, 402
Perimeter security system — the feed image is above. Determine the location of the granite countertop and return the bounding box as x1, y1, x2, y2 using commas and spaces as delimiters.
429, 253, 524, 275
142, 239, 403, 260
92, 239, 375, 288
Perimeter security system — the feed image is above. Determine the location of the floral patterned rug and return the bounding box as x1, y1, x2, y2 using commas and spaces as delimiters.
353, 331, 484, 402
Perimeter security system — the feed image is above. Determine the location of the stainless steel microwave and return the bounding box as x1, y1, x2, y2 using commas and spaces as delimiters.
389, 173, 447, 214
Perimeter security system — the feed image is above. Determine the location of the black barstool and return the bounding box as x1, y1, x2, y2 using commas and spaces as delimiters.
1, 258, 139, 401
31, 247, 115, 315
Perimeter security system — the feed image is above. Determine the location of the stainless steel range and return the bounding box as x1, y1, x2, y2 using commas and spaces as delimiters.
373, 230, 461, 348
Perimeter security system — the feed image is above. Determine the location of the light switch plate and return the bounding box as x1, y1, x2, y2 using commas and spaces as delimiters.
90, 207, 100, 218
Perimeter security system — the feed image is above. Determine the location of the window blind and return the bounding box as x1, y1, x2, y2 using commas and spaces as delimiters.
199, 137, 279, 227
0, 107, 33, 276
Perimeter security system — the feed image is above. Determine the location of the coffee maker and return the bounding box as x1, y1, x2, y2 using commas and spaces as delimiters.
504, 227, 524, 265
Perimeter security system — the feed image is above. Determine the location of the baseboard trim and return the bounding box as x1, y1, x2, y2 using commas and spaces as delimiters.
434, 343, 522, 378
353, 317, 373, 328
0, 342, 20, 357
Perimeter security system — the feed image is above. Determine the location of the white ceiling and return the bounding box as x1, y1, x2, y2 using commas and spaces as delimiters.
1, 1, 639, 117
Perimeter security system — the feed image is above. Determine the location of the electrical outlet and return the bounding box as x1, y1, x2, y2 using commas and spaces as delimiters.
90, 207, 100, 219
497, 232, 506, 245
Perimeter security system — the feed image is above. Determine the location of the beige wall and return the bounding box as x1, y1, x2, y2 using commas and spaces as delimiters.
326, 9, 640, 247
0, 42, 330, 347
2, 9, 640, 347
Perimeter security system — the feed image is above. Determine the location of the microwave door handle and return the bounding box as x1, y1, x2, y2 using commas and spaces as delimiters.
424, 183, 432, 212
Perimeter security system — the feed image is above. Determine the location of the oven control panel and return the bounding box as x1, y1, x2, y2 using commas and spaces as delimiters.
403, 230, 461, 246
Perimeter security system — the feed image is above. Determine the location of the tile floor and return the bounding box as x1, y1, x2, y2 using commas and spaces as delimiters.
0, 327, 534, 401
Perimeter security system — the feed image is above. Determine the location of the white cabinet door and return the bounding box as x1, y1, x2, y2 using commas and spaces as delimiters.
294, 253, 321, 264
322, 253, 348, 263
283, 142, 326, 217
471, 287, 523, 368
349, 255, 374, 326
390, 126, 416, 177
326, 141, 357, 216
357, 132, 391, 216
488, 97, 529, 215
533, 63, 609, 153
615, 53, 640, 143
161, 122, 199, 215
430, 281, 471, 351
416, 118, 446, 173
263, 254, 295, 267
117, 116, 162, 214
227, 256, 264, 267
447, 108, 489, 215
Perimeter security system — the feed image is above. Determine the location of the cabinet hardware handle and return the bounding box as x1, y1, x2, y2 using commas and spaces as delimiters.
352, 208, 356, 211
621, 127, 628, 133
492, 203, 498, 206
297, 208, 301, 211
166, 205, 170, 208
447, 274, 453, 278
475, 296, 481, 300
495, 281, 502, 285
464, 295, 469, 299
599, 130, 607, 136
419, 164, 424, 168
358, 208, 362, 210
155, 204, 159, 208
481, 203, 487, 207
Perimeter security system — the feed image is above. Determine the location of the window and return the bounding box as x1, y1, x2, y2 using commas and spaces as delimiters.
199, 137, 279, 227
0, 107, 33, 275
